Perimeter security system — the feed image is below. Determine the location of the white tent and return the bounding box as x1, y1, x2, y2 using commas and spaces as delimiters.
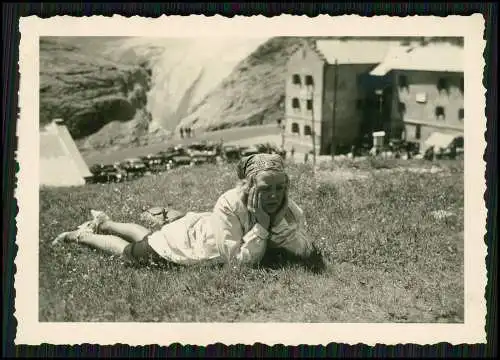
40, 119, 93, 187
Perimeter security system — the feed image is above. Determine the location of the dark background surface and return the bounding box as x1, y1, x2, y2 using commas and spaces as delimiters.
2, 2, 497, 358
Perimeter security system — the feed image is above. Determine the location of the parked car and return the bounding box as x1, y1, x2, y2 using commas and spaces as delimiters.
435, 137, 464, 160
222, 145, 241, 162
239, 145, 260, 157
157, 147, 192, 169
89, 163, 128, 184
118, 158, 147, 179
254, 143, 286, 159
170, 153, 193, 168
187, 142, 218, 165
157, 147, 177, 161
140, 153, 167, 173
187, 142, 208, 152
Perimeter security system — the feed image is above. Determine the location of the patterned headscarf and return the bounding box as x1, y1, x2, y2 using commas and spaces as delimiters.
237, 153, 285, 180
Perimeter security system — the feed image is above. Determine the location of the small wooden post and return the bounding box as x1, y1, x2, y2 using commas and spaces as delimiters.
310, 83, 316, 170
331, 59, 338, 160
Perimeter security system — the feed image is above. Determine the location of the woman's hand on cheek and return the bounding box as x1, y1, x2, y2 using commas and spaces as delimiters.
252, 190, 270, 230
247, 185, 256, 213
246, 179, 258, 215
271, 195, 288, 227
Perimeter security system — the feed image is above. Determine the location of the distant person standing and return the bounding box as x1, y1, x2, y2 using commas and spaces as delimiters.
424, 146, 435, 161
290, 146, 295, 161
405, 142, 412, 160
180, 128, 184, 139
218, 138, 224, 157
449, 143, 457, 160
350, 145, 356, 159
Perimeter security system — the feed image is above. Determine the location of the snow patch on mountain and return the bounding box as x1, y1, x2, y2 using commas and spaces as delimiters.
101, 37, 270, 132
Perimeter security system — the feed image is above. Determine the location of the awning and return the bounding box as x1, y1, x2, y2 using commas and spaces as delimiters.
422, 132, 457, 152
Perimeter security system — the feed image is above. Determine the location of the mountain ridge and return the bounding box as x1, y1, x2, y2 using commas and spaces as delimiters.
39, 36, 464, 154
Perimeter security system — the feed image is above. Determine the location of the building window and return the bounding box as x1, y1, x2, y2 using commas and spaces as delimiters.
291, 122, 300, 134
416, 124, 421, 140
415, 92, 427, 103
459, 77, 464, 94
292, 98, 300, 109
398, 102, 406, 115
435, 106, 445, 120
305, 75, 314, 86
292, 74, 301, 85
304, 125, 312, 136
398, 75, 409, 90
306, 99, 313, 110
437, 78, 449, 93
458, 108, 464, 121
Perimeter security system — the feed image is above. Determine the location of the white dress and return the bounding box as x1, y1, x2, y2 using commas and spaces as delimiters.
147, 187, 315, 266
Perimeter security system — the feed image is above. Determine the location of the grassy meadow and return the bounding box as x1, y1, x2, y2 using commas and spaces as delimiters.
39, 158, 464, 323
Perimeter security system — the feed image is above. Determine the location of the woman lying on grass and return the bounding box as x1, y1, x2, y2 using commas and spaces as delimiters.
53, 153, 326, 273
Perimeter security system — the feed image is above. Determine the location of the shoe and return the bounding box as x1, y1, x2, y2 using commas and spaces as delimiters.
77, 220, 95, 231
90, 210, 111, 233
52, 221, 95, 246
51, 231, 72, 246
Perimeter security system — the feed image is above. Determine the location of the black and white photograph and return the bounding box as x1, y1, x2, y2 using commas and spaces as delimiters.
15, 15, 487, 346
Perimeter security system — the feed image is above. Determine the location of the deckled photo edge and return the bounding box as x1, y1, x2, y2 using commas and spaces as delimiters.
14, 14, 488, 347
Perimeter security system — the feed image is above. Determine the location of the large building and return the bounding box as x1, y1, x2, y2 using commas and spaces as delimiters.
284, 39, 464, 155
369, 42, 464, 151
284, 39, 402, 155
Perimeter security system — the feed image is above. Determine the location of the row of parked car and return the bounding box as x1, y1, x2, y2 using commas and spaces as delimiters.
87, 141, 286, 184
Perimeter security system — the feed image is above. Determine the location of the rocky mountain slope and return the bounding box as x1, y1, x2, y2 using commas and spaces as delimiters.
40, 36, 463, 153
176, 37, 309, 132
40, 36, 270, 152
110, 37, 270, 132
40, 37, 159, 152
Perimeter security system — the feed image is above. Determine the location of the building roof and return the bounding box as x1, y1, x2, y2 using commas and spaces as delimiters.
370, 42, 464, 76
313, 39, 400, 65
40, 121, 92, 187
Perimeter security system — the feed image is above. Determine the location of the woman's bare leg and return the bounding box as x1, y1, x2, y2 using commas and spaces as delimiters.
77, 233, 129, 256
99, 220, 150, 243
52, 229, 128, 256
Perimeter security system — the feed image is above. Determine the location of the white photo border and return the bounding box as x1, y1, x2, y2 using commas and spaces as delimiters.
15, 14, 487, 346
